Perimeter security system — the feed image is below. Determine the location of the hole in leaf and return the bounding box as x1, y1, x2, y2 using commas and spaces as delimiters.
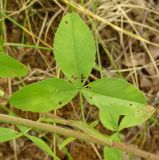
58, 101, 62, 105
81, 79, 84, 83
86, 86, 91, 89
65, 20, 68, 24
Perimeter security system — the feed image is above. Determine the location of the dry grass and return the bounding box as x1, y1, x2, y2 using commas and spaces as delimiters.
0, 0, 159, 159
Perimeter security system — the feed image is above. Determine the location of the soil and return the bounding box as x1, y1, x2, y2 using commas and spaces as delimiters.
0, 0, 159, 159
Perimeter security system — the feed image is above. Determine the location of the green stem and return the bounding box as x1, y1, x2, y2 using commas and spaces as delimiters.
79, 91, 86, 123
4, 42, 52, 51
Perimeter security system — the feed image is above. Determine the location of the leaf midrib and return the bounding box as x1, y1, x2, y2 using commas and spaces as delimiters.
70, 15, 80, 79
84, 89, 145, 105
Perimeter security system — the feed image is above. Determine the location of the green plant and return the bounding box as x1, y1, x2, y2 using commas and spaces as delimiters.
0, 12, 157, 160
0, 54, 28, 78
0, 54, 60, 159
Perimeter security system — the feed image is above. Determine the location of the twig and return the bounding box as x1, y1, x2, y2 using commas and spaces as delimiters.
0, 114, 158, 160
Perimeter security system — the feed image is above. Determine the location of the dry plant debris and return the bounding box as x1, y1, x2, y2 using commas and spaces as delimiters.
0, 0, 159, 159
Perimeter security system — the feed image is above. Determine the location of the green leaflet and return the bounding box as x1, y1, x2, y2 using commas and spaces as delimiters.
83, 78, 147, 105
54, 12, 96, 84
0, 54, 28, 78
104, 133, 122, 160
10, 78, 78, 112
26, 135, 60, 160
0, 127, 21, 143
56, 135, 73, 160
82, 78, 154, 131
119, 105, 155, 130
99, 110, 119, 131
58, 137, 75, 150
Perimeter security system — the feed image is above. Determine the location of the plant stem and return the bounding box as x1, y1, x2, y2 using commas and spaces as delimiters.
0, 113, 101, 143
43, 113, 73, 127
4, 42, 52, 51
79, 92, 86, 123
0, 114, 158, 160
